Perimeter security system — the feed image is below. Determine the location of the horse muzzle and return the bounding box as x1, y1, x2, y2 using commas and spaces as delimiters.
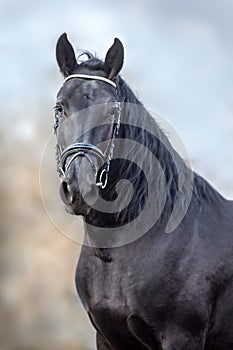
59, 174, 98, 214
59, 147, 103, 214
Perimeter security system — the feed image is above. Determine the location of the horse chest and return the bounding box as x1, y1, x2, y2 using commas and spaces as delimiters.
89, 293, 129, 332
77, 258, 168, 349
89, 269, 130, 321
77, 254, 137, 328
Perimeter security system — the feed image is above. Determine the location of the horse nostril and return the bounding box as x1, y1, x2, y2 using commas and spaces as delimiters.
80, 181, 98, 206
60, 180, 74, 204
59, 174, 98, 207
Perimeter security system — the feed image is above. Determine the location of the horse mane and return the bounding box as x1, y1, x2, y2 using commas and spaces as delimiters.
78, 53, 105, 71
74, 55, 225, 228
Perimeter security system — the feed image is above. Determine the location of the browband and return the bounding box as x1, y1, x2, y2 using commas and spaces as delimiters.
63, 74, 116, 88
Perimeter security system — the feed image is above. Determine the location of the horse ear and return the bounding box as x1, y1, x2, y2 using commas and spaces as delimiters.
56, 33, 78, 77
104, 38, 124, 81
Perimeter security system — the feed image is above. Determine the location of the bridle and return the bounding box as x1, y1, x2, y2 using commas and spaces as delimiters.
54, 74, 121, 189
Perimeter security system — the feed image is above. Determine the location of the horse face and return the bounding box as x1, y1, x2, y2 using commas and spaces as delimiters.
54, 34, 124, 215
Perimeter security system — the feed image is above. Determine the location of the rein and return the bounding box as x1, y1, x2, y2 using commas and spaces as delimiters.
54, 74, 120, 189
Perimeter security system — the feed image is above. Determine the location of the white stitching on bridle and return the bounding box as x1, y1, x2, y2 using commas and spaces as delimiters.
63, 74, 117, 88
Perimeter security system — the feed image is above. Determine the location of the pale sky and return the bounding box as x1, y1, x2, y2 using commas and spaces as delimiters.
1, 0, 233, 197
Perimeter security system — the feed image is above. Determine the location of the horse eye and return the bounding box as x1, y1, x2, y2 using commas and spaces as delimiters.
54, 105, 63, 114
54, 105, 63, 113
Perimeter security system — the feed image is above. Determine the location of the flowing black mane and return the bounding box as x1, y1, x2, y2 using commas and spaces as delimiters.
73, 55, 225, 230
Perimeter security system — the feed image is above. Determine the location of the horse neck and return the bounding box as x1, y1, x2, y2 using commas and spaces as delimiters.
83, 81, 194, 248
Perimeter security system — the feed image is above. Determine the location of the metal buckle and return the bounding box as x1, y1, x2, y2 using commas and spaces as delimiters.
96, 169, 108, 189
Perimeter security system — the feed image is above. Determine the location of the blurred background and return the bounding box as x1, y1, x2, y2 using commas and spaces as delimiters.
1, 0, 233, 349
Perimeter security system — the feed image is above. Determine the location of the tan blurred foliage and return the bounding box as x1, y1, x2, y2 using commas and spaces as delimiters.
0, 108, 95, 350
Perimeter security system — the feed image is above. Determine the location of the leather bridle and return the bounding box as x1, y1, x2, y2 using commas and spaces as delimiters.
54, 74, 121, 189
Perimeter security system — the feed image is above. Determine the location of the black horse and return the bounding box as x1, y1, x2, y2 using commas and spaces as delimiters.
54, 33, 233, 349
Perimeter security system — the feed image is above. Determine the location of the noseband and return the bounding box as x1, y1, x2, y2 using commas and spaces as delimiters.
54, 74, 121, 189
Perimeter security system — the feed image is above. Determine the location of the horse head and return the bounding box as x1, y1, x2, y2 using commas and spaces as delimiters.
54, 33, 124, 215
